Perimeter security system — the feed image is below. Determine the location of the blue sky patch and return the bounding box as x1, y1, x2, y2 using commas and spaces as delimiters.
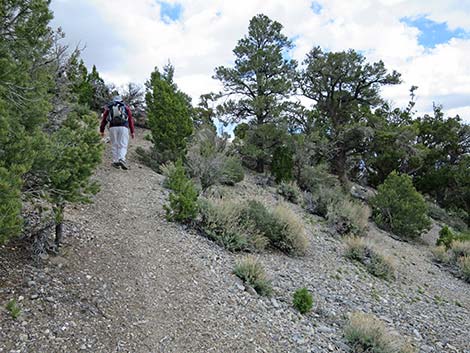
159, 1, 182, 23
311, 1, 322, 14
401, 16, 469, 48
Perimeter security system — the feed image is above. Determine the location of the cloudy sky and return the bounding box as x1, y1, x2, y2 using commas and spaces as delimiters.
50, 0, 470, 122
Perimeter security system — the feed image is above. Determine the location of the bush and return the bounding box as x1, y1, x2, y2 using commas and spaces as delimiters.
303, 185, 344, 218
428, 203, 468, 232
271, 145, 293, 183
197, 198, 268, 251
344, 312, 416, 353
6, 299, 21, 319
458, 256, 470, 282
297, 163, 338, 193
277, 181, 301, 204
164, 160, 198, 223
345, 237, 395, 281
135, 146, 174, 171
186, 128, 244, 190
371, 172, 431, 240
327, 199, 370, 236
234, 256, 272, 296
450, 240, 470, 259
160, 161, 178, 189
239, 201, 309, 255
271, 204, 309, 255
431, 245, 451, 264
436, 226, 470, 250
293, 287, 313, 314
221, 157, 244, 185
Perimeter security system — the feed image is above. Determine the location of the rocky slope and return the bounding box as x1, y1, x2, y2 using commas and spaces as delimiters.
1, 128, 469, 353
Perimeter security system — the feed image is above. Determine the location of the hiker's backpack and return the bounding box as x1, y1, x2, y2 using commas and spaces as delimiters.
107, 101, 128, 126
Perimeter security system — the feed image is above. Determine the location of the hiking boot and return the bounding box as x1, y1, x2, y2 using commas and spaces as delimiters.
119, 159, 128, 170
112, 162, 121, 169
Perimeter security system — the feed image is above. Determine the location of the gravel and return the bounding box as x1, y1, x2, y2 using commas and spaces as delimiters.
0, 128, 469, 353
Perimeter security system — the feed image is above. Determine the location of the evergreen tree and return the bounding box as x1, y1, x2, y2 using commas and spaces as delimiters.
145, 63, 193, 164
299, 47, 401, 185
0, 0, 54, 243
214, 14, 296, 172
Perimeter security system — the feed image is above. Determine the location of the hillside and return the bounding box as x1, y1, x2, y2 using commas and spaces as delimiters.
0, 128, 469, 353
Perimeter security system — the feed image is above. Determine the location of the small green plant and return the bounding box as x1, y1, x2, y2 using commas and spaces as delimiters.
431, 245, 451, 264
436, 226, 455, 249
371, 172, 431, 240
345, 237, 395, 281
6, 299, 21, 319
164, 160, 198, 223
344, 312, 416, 353
234, 256, 272, 296
293, 287, 313, 314
277, 181, 301, 204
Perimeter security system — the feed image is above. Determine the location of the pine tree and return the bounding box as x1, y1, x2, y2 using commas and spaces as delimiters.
214, 14, 296, 172
145, 63, 193, 164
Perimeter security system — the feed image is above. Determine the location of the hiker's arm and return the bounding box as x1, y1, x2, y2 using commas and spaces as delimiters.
99, 110, 109, 136
127, 106, 135, 138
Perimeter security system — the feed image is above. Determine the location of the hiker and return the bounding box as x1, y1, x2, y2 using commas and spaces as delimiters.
100, 96, 135, 170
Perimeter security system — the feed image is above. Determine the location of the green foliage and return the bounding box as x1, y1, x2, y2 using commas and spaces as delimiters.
292, 288, 313, 314
414, 106, 470, 214
221, 157, 244, 186
344, 312, 416, 353
428, 202, 468, 232
145, 64, 193, 164
214, 14, 296, 172
6, 299, 21, 319
345, 237, 395, 281
300, 46, 401, 184
164, 160, 198, 223
271, 145, 293, 183
327, 199, 370, 237
277, 181, 301, 204
371, 172, 431, 240
234, 256, 272, 296
436, 226, 455, 250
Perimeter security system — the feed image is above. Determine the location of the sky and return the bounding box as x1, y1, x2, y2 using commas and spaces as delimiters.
50, 0, 470, 123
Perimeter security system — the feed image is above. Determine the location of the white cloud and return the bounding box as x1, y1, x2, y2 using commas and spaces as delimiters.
50, 0, 470, 122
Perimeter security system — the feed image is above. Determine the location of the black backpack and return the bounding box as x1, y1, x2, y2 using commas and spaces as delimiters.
107, 101, 128, 126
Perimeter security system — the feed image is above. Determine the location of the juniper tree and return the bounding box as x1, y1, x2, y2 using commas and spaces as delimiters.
0, 0, 54, 243
145, 63, 193, 164
299, 47, 401, 185
214, 14, 296, 172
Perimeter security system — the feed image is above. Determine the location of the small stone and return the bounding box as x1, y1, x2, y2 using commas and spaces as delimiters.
30, 294, 39, 300
86, 275, 92, 280
421, 345, 434, 352
45, 296, 54, 303
271, 298, 280, 308
27, 280, 36, 287
317, 325, 335, 334
18, 296, 24, 302
80, 344, 87, 350
19, 334, 28, 342
245, 286, 257, 296
235, 283, 244, 291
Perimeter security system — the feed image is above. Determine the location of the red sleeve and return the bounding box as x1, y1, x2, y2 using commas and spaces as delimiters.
126, 106, 135, 134
100, 109, 109, 133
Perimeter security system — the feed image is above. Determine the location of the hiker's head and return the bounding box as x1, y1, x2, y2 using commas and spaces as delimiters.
113, 95, 123, 103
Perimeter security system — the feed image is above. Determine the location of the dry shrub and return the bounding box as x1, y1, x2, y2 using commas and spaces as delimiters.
328, 199, 370, 236
345, 237, 395, 281
457, 256, 470, 282
277, 181, 301, 204
344, 312, 416, 353
234, 256, 272, 296
450, 240, 470, 259
272, 203, 309, 255
198, 198, 268, 252
431, 245, 451, 264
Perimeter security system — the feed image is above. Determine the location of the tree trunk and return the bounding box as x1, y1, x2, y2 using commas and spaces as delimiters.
54, 203, 65, 248
55, 222, 63, 248
256, 157, 264, 173
332, 149, 350, 189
